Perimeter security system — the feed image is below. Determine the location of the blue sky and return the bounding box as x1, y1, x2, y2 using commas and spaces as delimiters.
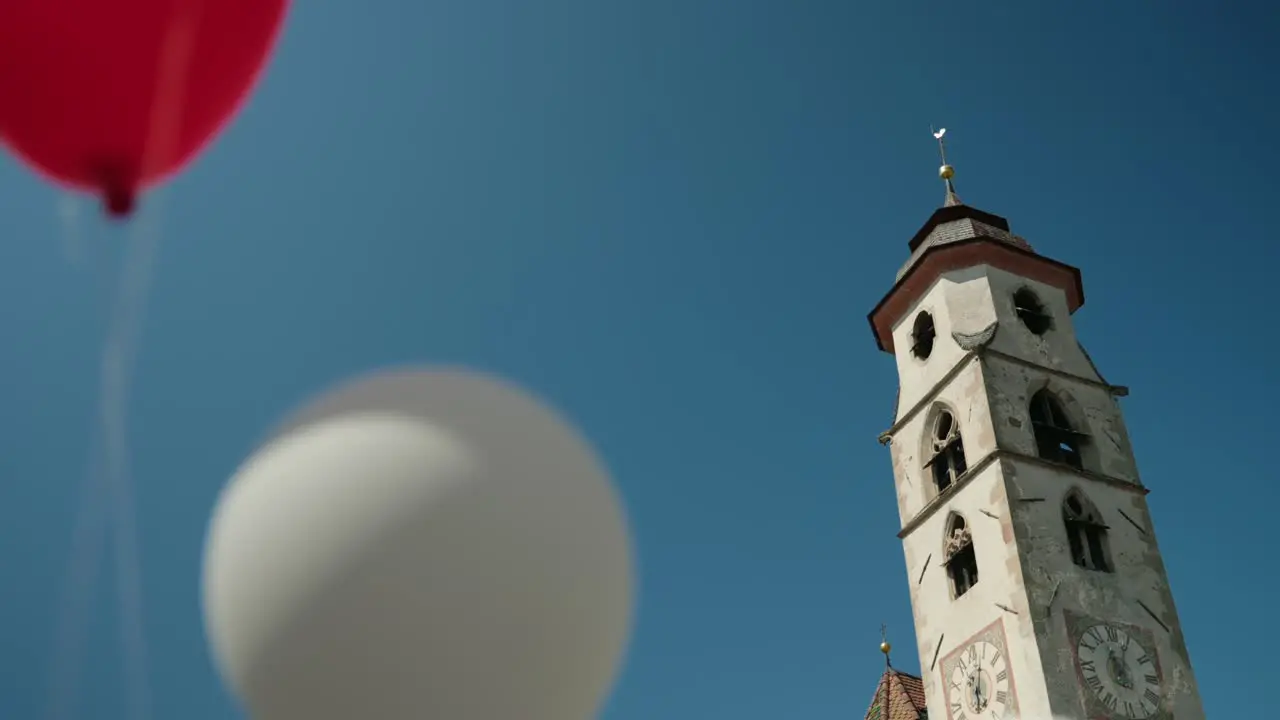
0, 0, 1275, 717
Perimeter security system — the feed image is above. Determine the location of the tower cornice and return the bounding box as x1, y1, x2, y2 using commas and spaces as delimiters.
878, 347, 1129, 444
894, 451, 1149, 541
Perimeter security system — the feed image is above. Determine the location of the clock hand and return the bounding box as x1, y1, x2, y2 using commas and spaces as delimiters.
1106, 648, 1133, 689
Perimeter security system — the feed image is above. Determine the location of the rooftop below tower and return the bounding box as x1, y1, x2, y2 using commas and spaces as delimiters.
864, 667, 928, 720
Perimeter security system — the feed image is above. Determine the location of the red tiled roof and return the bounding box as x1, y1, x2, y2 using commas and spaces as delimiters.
864, 668, 928, 720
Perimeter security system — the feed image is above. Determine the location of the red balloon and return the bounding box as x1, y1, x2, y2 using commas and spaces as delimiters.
0, 0, 288, 217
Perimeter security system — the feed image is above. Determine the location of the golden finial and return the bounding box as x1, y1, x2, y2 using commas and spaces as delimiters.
932, 126, 953, 179
880, 624, 892, 665
931, 126, 962, 206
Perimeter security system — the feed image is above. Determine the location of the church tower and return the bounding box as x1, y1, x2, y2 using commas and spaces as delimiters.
864, 130, 1205, 720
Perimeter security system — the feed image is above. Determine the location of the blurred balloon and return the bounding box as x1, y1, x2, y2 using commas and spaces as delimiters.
0, 0, 289, 217
201, 369, 635, 720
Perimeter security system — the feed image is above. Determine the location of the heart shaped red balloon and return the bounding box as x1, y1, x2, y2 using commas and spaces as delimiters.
0, 0, 289, 217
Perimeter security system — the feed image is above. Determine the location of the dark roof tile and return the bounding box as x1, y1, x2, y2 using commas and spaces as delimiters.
897, 215, 1034, 281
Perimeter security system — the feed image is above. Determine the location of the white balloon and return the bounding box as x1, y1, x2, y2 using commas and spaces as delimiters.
202, 369, 635, 720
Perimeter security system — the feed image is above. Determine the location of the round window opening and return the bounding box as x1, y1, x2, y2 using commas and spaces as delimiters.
911, 311, 936, 359
1013, 288, 1052, 335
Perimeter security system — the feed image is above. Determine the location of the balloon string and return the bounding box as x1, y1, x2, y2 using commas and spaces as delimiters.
44, 192, 165, 720
45, 429, 111, 720
102, 199, 164, 720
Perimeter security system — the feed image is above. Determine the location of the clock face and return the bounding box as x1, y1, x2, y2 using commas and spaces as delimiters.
946, 641, 1012, 720
1076, 623, 1162, 719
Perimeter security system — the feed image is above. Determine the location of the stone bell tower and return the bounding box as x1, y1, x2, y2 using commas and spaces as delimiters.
863, 129, 1205, 720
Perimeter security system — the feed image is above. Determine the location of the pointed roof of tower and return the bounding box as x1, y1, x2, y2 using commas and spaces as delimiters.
863, 668, 928, 720
899, 129, 1035, 281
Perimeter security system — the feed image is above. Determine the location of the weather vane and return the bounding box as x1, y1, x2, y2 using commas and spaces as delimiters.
931, 126, 950, 169
930, 125, 962, 206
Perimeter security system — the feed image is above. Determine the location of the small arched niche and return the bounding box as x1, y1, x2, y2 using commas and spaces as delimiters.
1062, 489, 1112, 573
943, 513, 978, 598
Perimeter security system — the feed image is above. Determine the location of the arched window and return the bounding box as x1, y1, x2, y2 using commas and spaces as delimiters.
1063, 490, 1112, 573
926, 410, 967, 494
944, 514, 978, 598
1029, 389, 1087, 470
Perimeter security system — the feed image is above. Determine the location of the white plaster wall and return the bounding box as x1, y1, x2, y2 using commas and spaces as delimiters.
900, 462, 1051, 720
1004, 461, 1206, 719
890, 266, 997, 423
890, 264, 1106, 428
888, 360, 998, 525
983, 267, 1102, 383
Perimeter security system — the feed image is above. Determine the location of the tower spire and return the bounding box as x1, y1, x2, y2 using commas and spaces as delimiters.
877, 625, 894, 720
931, 126, 962, 207
880, 624, 893, 668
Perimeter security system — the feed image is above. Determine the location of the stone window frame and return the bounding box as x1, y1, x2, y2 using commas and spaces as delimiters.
1027, 384, 1098, 472
943, 512, 979, 599
1062, 488, 1114, 573
923, 403, 968, 499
